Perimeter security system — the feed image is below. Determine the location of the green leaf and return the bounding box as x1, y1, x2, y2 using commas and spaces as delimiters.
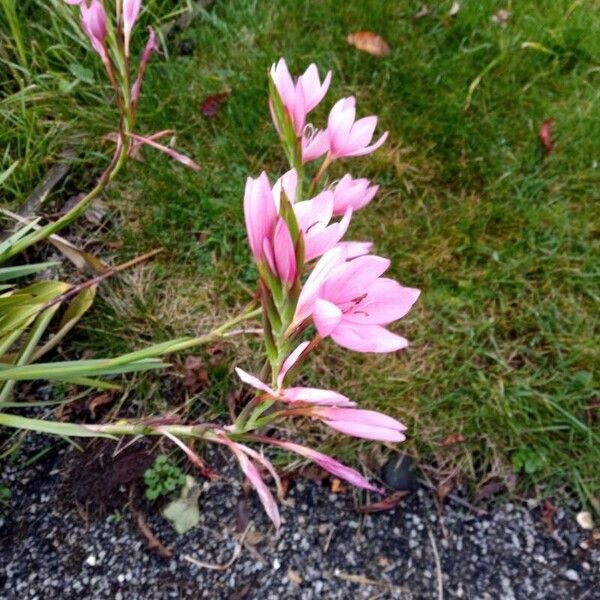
0, 262, 60, 283
68, 63, 95, 84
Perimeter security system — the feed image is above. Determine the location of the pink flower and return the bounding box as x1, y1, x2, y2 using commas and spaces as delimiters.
311, 407, 407, 442
219, 436, 281, 529
270, 58, 332, 136
243, 173, 297, 284
256, 436, 382, 493
244, 169, 350, 269
131, 27, 158, 109
243, 172, 278, 264
294, 247, 420, 352
293, 191, 352, 262
123, 0, 142, 56
327, 97, 388, 159
64, 0, 84, 4
80, 1, 107, 58
301, 127, 329, 163
235, 365, 355, 407
331, 174, 379, 216
263, 218, 297, 286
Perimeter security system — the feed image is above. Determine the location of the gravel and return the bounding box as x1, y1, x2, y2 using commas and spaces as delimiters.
1, 442, 598, 599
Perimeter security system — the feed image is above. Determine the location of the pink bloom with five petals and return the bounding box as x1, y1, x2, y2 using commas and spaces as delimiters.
270, 58, 332, 136
327, 97, 388, 159
294, 247, 420, 352
331, 174, 379, 216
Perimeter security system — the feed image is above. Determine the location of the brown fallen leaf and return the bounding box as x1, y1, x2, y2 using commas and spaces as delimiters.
539, 118, 555, 154
346, 31, 391, 57
330, 478, 345, 494
541, 499, 557, 533
473, 479, 506, 504
183, 356, 209, 393
87, 393, 113, 418
200, 89, 231, 118
439, 433, 465, 446
436, 478, 455, 506
356, 491, 409, 513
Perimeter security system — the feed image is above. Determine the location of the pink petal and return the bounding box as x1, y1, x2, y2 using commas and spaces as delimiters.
131, 28, 158, 107
313, 298, 342, 337
300, 65, 332, 112
277, 341, 310, 388
332, 175, 378, 216
123, 0, 142, 54
318, 407, 407, 431
265, 438, 381, 492
324, 419, 406, 442
346, 116, 377, 152
126, 132, 200, 171
235, 367, 275, 396
327, 97, 356, 155
336, 241, 373, 258
330, 323, 409, 353
302, 128, 330, 163
229, 442, 281, 529
283, 387, 355, 407
344, 279, 421, 325
243, 172, 277, 262
345, 131, 389, 158
293, 246, 347, 325
319, 254, 390, 305
273, 219, 297, 285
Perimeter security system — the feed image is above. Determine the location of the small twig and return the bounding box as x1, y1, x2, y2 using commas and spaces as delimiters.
419, 476, 488, 517
323, 524, 335, 553
333, 569, 407, 593
39, 249, 163, 313
183, 525, 249, 570
129, 488, 173, 558
427, 526, 444, 600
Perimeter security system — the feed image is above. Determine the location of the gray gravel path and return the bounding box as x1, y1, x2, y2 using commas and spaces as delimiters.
1, 442, 598, 599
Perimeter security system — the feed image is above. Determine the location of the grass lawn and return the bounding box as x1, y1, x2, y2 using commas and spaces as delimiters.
2, 0, 599, 506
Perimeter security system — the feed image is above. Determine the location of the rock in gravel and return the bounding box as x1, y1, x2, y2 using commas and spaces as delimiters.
382, 454, 418, 491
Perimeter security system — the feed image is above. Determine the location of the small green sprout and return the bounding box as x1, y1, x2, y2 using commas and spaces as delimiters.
144, 455, 186, 502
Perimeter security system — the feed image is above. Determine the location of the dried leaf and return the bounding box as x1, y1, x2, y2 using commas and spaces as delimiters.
87, 393, 113, 418
576, 511, 595, 530
439, 433, 465, 446
330, 478, 345, 494
183, 356, 209, 393
473, 479, 506, 504
541, 499, 556, 533
357, 491, 409, 513
539, 118, 555, 154
346, 31, 391, 57
200, 89, 231, 118
163, 475, 201, 534
436, 478, 454, 505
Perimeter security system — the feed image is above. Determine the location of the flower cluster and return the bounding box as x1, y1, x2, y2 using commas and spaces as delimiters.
63, 0, 198, 169
224, 58, 421, 527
